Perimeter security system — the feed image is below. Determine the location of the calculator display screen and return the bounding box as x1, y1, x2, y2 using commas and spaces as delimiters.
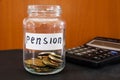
88, 40, 120, 49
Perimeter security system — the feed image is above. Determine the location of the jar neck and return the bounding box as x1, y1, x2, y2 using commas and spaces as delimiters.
28, 12, 61, 18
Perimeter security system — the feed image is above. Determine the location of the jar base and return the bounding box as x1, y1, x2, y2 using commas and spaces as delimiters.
24, 66, 65, 75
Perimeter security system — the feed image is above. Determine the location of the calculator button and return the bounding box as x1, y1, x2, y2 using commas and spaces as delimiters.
81, 54, 92, 58
78, 49, 84, 52
78, 49, 84, 51
94, 52, 100, 55
105, 54, 111, 57
87, 53, 93, 57
81, 52, 87, 54
103, 53, 108, 56
67, 51, 74, 54
94, 47, 100, 50
91, 49, 96, 52
71, 47, 76, 50
86, 50, 93, 53
98, 50, 104, 53
80, 45, 86, 48
107, 51, 116, 56
74, 53, 83, 56
86, 50, 92, 53
67, 49, 72, 51
73, 50, 79, 53
92, 56, 101, 61
98, 55, 106, 59
110, 51, 118, 55
83, 48, 88, 50
87, 46, 93, 49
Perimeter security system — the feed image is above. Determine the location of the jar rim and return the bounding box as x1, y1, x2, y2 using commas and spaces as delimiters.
28, 5, 61, 13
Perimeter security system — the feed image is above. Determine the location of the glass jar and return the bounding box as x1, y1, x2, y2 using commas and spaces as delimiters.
23, 5, 65, 75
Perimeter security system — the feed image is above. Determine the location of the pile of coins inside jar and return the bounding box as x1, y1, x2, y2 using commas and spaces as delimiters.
24, 52, 62, 72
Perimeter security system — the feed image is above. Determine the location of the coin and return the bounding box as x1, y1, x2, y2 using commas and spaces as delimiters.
39, 67, 52, 72
38, 52, 56, 56
34, 67, 42, 72
37, 56, 43, 59
42, 56, 59, 68
49, 59, 60, 66
50, 53, 62, 59
48, 55, 63, 63
25, 64, 31, 68
24, 58, 46, 67
24, 51, 63, 73
35, 68, 42, 72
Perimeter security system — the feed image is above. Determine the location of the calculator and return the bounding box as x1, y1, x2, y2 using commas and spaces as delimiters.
66, 37, 120, 68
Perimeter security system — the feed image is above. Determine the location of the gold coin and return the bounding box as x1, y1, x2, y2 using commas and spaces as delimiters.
38, 52, 56, 56
37, 56, 43, 59
35, 69, 42, 72
24, 58, 46, 67
42, 57, 59, 68
50, 53, 62, 59
48, 55, 63, 63
34, 67, 42, 72
25, 64, 31, 68
39, 67, 52, 72
49, 59, 60, 67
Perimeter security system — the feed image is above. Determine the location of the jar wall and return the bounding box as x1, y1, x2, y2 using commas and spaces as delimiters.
23, 5, 65, 75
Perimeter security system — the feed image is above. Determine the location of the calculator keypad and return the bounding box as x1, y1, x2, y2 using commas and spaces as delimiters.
66, 45, 120, 67
66, 37, 120, 67
67, 45, 120, 61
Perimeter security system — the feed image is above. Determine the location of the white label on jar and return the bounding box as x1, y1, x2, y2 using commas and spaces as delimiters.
25, 33, 63, 50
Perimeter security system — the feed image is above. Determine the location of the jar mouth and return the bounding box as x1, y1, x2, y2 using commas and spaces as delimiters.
28, 5, 61, 14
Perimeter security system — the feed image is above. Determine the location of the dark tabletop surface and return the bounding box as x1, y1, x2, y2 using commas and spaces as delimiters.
0, 49, 120, 80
